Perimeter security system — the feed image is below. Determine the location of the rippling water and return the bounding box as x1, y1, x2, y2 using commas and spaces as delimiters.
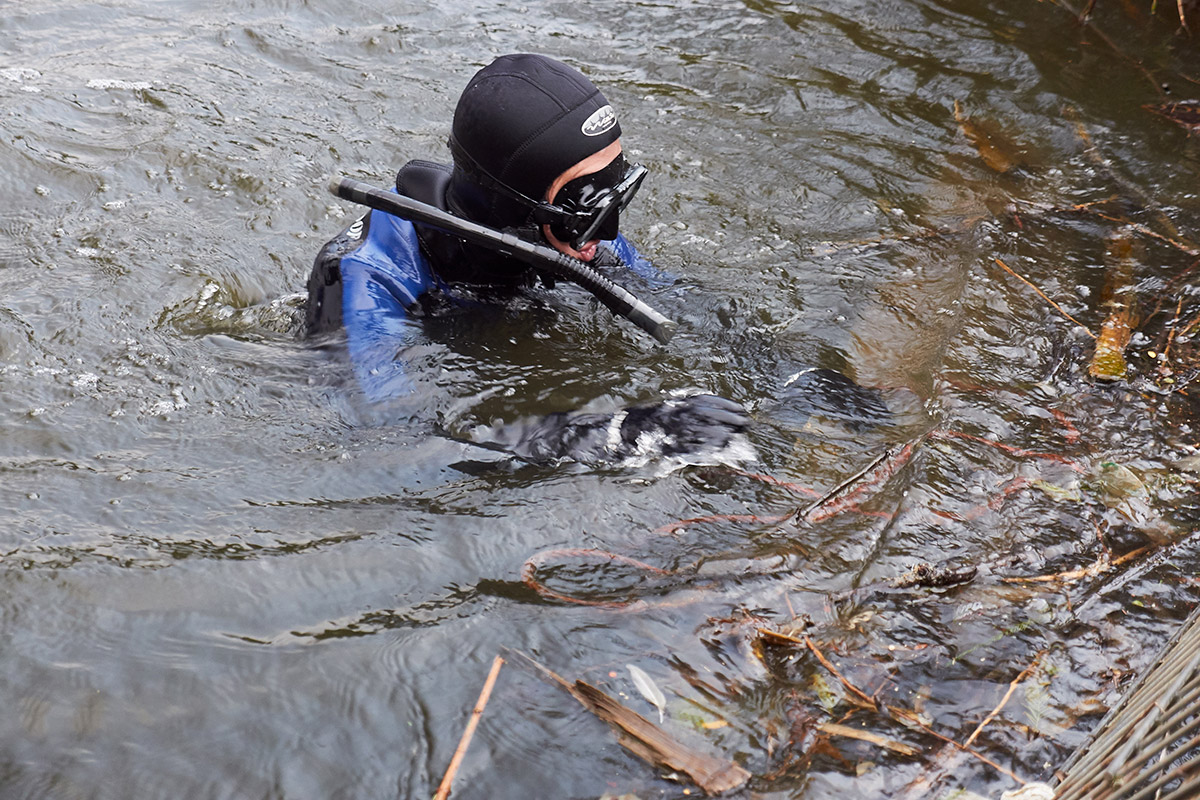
3, 1, 1200, 797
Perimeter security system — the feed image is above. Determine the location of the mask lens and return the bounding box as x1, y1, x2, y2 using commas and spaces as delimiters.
548, 158, 646, 249
555, 155, 626, 210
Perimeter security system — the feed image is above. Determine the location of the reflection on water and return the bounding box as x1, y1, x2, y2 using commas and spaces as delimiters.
1, 0, 1199, 797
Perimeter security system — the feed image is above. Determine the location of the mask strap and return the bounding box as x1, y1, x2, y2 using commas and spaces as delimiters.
448, 135, 557, 221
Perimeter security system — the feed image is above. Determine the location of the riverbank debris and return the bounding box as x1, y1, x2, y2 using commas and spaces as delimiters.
889, 561, 978, 590
516, 652, 750, 796
1145, 99, 1200, 135
756, 629, 1027, 785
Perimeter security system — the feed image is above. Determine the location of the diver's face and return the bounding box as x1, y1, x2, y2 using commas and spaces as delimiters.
543, 139, 624, 262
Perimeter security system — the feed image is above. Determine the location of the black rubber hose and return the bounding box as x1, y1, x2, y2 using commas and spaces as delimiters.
327, 177, 676, 345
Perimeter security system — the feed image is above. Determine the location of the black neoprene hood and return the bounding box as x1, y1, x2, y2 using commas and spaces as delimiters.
447, 53, 622, 230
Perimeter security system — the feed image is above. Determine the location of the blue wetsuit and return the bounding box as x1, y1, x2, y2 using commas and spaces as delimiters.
305, 161, 663, 402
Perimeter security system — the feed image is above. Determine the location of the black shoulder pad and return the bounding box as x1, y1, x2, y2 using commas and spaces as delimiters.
395, 160, 452, 210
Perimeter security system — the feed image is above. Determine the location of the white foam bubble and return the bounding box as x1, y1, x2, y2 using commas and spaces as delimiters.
86, 78, 153, 91
1, 68, 40, 82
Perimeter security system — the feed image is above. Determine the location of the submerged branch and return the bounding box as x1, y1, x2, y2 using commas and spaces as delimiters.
759, 629, 1027, 783
1048, 0, 1170, 95
963, 652, 1046, 749
990, 258, 1097, 339
793, 437, 920, 525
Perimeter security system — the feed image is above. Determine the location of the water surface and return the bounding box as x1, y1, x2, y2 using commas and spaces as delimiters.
2, 1, 1199, 797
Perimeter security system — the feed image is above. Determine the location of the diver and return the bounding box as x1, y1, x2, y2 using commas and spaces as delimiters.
306, 53, 754, 466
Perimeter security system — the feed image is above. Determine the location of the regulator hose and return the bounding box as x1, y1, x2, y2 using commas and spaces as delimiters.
327, 177, 676, 345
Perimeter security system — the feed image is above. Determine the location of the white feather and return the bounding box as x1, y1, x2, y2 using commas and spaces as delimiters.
627, 664, 667, 724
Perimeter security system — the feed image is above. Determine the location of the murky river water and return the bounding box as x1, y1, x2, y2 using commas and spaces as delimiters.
3, 1, 1199, 798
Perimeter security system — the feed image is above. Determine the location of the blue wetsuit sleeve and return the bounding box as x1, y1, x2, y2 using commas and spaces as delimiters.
339, 207, 435, 401
608, 233, 675, 288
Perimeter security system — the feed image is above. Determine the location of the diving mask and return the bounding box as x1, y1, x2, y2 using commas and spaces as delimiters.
544, 155, 647, 249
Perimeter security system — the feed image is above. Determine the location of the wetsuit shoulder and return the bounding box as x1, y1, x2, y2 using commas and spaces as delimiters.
306, 213, 370, 336
305, 183, 440, 339
338, 204, 434, 317
337, 203, 438, 400
396, 160, 452, 207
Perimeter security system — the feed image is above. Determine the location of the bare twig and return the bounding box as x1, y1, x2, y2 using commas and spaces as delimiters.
991, 258, 1097, 338
1002, 544, 1153, 585
1160, 296, 1186, 375
1087, 211, 1200, 256
434, 655, 506, 800
886, 704, 1027, 783
819, 721, 920, 756
1144, 257, 1200, 324
963, 652, 1045, 749
795, 438, 919, 524
803, 636, 878, 710
1049, 0, 1167, 95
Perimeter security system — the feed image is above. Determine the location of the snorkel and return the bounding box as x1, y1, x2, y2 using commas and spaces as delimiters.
327, 176, 676, 345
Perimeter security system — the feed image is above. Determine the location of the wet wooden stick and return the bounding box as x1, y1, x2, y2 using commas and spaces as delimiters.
1002, 544, 1152, 585
1183, 309, 1200, 340
512, 651, 749, 795
433, 655, 505, 800
1088, 212, 1200, 256
886, 705, 1026, 783
803, 636, 878, 710
991, 258, 1096, 339
963, 653, 1043, 749
796, 438, 917, 524
1160, 296, 1186, 375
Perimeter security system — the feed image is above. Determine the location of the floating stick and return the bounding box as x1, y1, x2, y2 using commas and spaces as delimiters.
433, 655, 505, 800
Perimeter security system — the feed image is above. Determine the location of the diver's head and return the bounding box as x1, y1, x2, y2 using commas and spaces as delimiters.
447, 53, 646, 262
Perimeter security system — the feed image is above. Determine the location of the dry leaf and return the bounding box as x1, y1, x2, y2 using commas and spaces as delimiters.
954, 100, 1027, 173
